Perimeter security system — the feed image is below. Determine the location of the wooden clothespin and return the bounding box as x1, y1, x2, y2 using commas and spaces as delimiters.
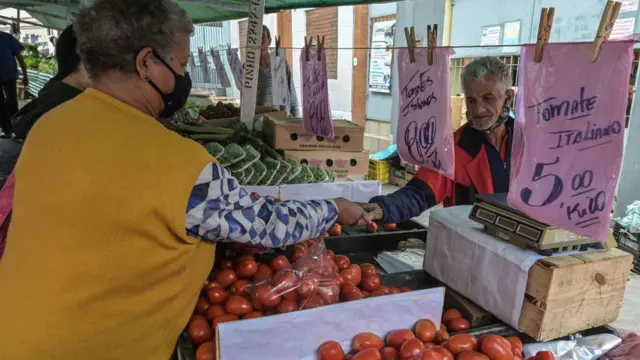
275, 35, 281, 56
404, 26, 416, 63
426, 24, 438, 66
534, 7, 555, 63
304, 36, 313, 61
591, 0, 622, 62
316, 35, 325, 61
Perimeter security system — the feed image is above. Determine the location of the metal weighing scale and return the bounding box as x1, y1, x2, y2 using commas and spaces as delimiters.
469, 193, 616, 256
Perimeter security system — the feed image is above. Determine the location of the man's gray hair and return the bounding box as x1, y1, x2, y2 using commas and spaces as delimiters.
460, 57, 512, 95
74, 0, 194, 79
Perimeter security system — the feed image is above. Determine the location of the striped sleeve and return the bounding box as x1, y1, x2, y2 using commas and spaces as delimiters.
185, 163, 338, 247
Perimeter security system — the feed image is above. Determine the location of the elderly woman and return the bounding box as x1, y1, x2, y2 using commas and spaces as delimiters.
364, 56, 515, 222
0, 0, 369, 358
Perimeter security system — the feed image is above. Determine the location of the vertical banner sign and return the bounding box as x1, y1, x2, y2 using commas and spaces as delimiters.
300, 46, 334, 138
507, 42, 633, 241
271, 51, 290, 113
396, 48, 455, 179
239, 0, 266, 127
211, 49, 231, 88
197, 48, 211, 83
227, 47, 244, 91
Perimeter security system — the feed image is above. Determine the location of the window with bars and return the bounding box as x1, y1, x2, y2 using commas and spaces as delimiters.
306, 7, 339, 79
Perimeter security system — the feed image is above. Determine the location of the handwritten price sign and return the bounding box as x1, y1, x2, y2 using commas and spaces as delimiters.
300, 47, 333, 138
396, 48, 455, 179
271, 52, 290, 113
227, 47, 244, 91
507, 42, 633, 241
211, 49, 231, 88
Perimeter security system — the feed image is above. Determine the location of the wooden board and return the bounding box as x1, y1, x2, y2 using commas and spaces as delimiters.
519, 248, 633, 341
444, 287, 496, 329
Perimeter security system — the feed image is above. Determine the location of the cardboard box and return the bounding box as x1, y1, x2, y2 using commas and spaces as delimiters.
519, 248, 633, 340
264, 114, 365, 151
284, 150, 369, 179
216, 288, 445, 359
389, 168, 407, 187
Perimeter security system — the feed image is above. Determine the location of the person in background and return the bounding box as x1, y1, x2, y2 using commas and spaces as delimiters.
0, 30, 28, 138
364, 57, 515, 222
256, 25, 299, 116
0, 0, 370, 359
11, 25, 89, 140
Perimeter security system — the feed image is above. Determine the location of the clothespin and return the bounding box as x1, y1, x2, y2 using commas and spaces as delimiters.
404, 26, 416, 63
427, 24, 438, 66
304, 36, 313, 61
591, 0, 622, 62
534, 7, 555, 63
274, 35, 281, 56
316, 35, 325, 61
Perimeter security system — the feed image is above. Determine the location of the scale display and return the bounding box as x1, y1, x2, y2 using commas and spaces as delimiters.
469, 193, 613, 255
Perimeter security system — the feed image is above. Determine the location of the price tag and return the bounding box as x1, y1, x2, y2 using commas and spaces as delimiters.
507, 42, 633, 241
197, 48, 211, 83
300, 47, 334, 138
227, 47, 244, 91
271, 52, 290, 114
396, 48, 455, 179
210, 49, 231, 88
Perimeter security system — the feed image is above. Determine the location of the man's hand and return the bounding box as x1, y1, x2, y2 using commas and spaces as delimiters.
358, 202, 384, 221
335, 198, 372, 226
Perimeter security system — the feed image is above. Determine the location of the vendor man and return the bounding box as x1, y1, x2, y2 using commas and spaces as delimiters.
367, 57, 514, 222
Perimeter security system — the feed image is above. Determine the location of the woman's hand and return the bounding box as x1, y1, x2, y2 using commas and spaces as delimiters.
334, 198, 373, 226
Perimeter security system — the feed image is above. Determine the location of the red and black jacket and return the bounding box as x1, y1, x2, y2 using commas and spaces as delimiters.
370, 118, 513, 223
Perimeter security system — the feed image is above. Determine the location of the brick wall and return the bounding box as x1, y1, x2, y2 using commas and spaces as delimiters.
305, 7, 338, 79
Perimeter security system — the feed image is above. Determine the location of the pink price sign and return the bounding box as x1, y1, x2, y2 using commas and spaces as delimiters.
300, 47, 334, 139
396, 48, 455, 179
507, 42, 633, 241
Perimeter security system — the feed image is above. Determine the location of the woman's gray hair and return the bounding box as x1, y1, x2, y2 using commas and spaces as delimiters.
73, 0, 194, 79
461, 57, 511, 95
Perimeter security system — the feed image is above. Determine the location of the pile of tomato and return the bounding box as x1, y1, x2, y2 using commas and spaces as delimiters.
317, 321, 555, 360
325, 222, 398, 237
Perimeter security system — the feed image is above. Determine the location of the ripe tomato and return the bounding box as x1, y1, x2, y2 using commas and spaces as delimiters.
235, 259, 258, 279
277, 299, 298, 314
366, 221, 378, 233
381, 347, 399, 360
300, 295, 325, 310
535, 351, 556, 360
415, 349, 444, 360
479, 335, 512, 360
196, 341, 216, 360
270, 255, 291, 271
434, 328, 449, 344
341, 269, 361, 286
433, 346, 454, 360
335, 255, 351, 270
256, 283, 282, 308
211, 314, 238, 328
448, 318, 471, 332
230, 279, 251, 296
415, 319, 437, 343
215, 269, 237, 289
272, 269, 298, 292
194, 296, 210, 314
399, 338, 424, 360
218, 260, 233, 270
505, 337, 523, 357
383, 223, 397, 231
224, 295, 253, 317
445, 334, 477, 355
297, 273, 319, 297
318, 341, 346, 360
353, 348, 383, 360
326, 250, 336, 260
352, 332, 384, 352
328, 223, 342, 237
205, 305, 226, 320
342, 290, 364, 302
456, 351, 489, 360
242, 311, 263, 319
289, 247, 306, 262
206, 287, 229, 305
188, 317, 213, 345
360, 263, 377, 276
361, 274, 381, 292
385, 329, 416, 350
442, 309, 462, 324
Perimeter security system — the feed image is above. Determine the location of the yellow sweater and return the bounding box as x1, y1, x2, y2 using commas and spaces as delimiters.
0, 89, 215, 359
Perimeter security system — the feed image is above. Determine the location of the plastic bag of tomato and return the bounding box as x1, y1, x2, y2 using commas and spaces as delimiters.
317, 319, 554, 360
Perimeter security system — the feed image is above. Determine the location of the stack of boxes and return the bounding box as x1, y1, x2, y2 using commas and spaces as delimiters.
263, 113, 368, 181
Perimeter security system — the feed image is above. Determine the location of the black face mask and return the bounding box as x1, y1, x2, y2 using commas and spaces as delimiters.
467, 104, 512, 133
146, 50, 192, 118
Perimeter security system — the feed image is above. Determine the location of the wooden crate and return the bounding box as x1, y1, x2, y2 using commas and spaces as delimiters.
519, 248, 633, 341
